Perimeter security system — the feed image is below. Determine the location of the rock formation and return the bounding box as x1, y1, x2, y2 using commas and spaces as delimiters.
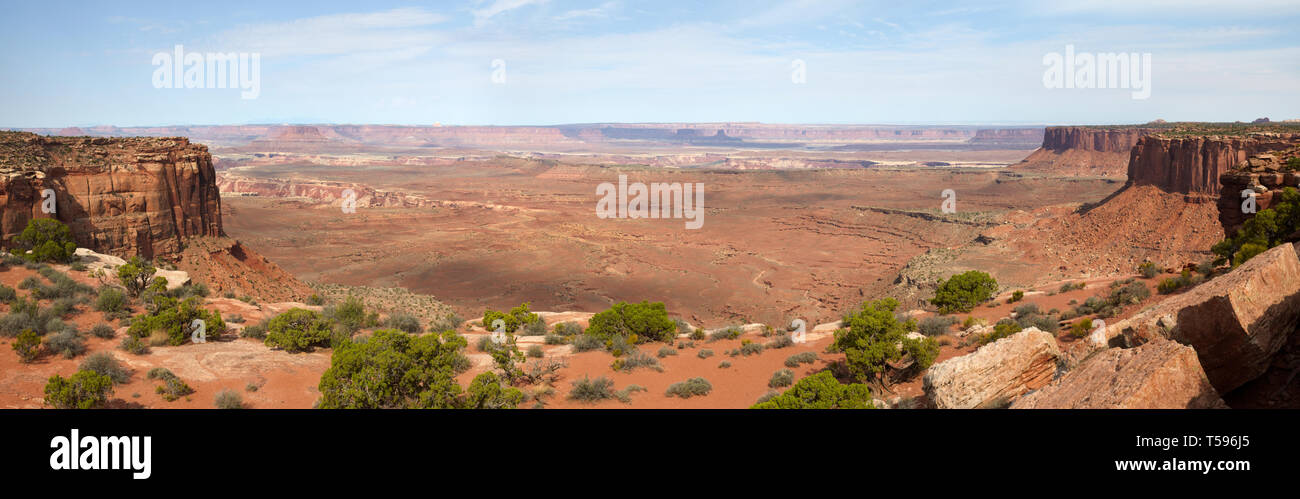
1011, 339, 1227, 409
1127, 133, 1300, 199
216, 172, 435, 208
0, 131, 222, 258
1216, 148, 1300, 234
922, 327, 1061, 409
1103, 243, 1300, 393
1014, 126, 1155, 177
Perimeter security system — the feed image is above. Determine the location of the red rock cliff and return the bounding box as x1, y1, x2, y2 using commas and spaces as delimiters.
1127, 133, 1300, 199
1015, 126, 1155, 177
0, 132, 222, 258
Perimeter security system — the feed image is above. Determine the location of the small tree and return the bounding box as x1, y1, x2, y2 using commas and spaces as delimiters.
930, 270, 998, 314
44, 370, 114, 409
463, 372, 524, 409
117, 257, 156, 297
482, 302, 540, 333
264, 308, 333, 352
14, 218, 77, 263
317, 329, 470, 409
832, 298, 937, 387
583, 300, 677, 344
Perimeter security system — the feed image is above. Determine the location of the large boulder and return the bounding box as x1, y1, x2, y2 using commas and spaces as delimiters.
1104, 243, 1300, 392
923, 327, 1060, 409
1012, 339, 1227, 409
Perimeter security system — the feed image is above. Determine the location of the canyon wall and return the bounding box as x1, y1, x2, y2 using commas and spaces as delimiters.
0, 132, 222, 258
1014, 126, 1155, 177
216, 173, 435, 208
1128, 133, 1300, 200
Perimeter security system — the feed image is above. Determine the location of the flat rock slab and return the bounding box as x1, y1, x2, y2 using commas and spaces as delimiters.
1012, 339, 1227, 409
923, 327, 1060, 409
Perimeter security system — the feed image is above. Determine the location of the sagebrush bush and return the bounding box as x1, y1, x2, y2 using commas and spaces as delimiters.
612, 351, 662, 372
917, 315, 958, 336
656, 346, 678, 358
119, 335, 148, 355
0, 284, 16, 302
767, 333, 794, 349
214, 389, 244, 409
568, 376, 615, 403
769, 369, 795, 388
784, 351, 818, 367
79, 352, 130, 384
526, 344, 544, 358
383, 312, 422, 334
697, 349, 714, 359
45, 329, 86, 359
665, 377, 712, 399
13, 330, 42, 362
90, 323, 115, 339
708, 326, 743, 341
94, 286, 127, 313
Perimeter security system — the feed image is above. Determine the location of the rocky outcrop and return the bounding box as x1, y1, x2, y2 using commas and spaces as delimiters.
1216, 149, 1300, 234
0, 132, 222, 258
1127, 133, 1300, 199
922, 327, 1061, 409
1011, 339, 1227, 409
1014, 126, 1154, 177
1103, 243, 1300, 393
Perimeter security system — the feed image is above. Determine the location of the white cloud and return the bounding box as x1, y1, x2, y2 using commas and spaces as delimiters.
215, 7, 447, 57
472, 0, 549, 26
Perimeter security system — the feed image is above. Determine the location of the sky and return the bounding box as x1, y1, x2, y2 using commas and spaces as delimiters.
1, 0, 1297, 127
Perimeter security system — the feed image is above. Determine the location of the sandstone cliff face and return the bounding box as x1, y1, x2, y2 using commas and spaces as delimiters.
1127, 133, 1300, 199
216, 172, 435, 208
1014, 126, 1154, 177
0, 132, 222, 258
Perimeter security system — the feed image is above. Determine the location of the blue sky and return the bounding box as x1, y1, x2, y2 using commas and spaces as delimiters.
2, 0, 1297, 127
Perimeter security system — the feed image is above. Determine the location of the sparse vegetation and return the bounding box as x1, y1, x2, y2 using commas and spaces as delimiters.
568, 375, 615, 403
784, 351, 818, 367
482, 302, 541, 334
127, 296, 225, 346
1070, 318, 1095, 338
1006, 290, 1024, 304
1158, 270, 1203, 295
769, 369, 795, 388
611, 350, 663, 372
383, 312, 422, 334
917, 315, 958, 336
1138, 261, 1160, 278
980, 319, 1022, 345
116, 257, 156, 297
90, 323, 115, 339
464, 372, 524, 409
708, 326, 743, 341
665, 377, 712, 399
697, 349, 714, 359
12, 218, 78, 263
13, 330, 42, 362
44, 328, 86, 359
263, 308, 332, 352
214, 389, 244, 409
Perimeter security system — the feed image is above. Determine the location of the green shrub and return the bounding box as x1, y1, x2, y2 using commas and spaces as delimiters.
1006, 290, 1024, 304
44, 370, 114, 408
523, 317, 548, 336
526, 344, 544, 358
127, 296, 225, 346
611, 351, 662, 372
155, 375, 194, 402
464, 372, 524, 409
568, 375, 615, 403
1070, 318, 1094, 338
544, 333, 565, 345
116, 257, 156, 297
14, 218, 78, 263
751, 371, 873, 409
614, 384, 647, 404
767, 333, 794, 349
1058, 282, 1085, 293
552, 321, 583, 336
718, 361, 731, 368
13, 330, 42, 362
305, 294, 324, 306
738, 341, 764, 356
79, 352, 130, 384
1137, 261, 1160, 278
263, 308, 332, 352
930, 270, 998, 314
241, 320, 269, 339
214, 389, 244, 409
665, 377, 712, 399
427, 312, 463, 333
697, 349, 714, 359
0, 284, 16, 302
119, 335, 148, 355
1157, 270, 1201, 295
657, 345, 678, 358
482, 302, 541, 334
324, 295, 377, 333
833, 298, 937, 384
769, 369, 795, 388
317, 329, 471, 409
980, 319, 1022, 345
584, 300, 676, 344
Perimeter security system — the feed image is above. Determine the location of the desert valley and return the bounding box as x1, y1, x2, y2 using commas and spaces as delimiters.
2, 121, 1299, 410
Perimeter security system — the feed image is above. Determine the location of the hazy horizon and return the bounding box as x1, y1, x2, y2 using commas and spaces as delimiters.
3, 0, 1299, 127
